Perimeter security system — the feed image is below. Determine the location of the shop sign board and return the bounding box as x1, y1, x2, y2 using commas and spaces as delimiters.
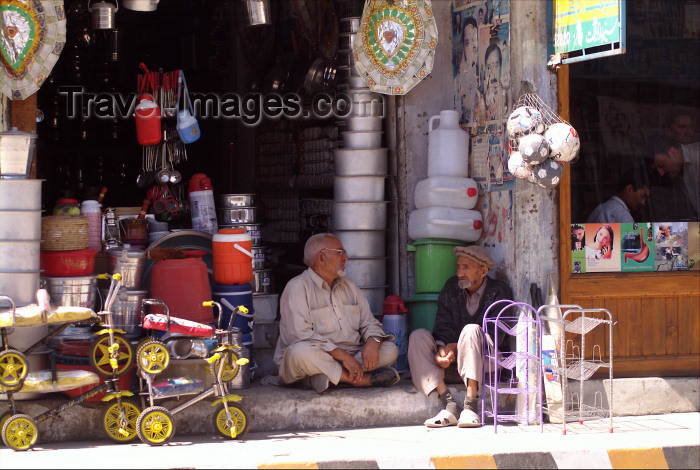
552, 0, 626, 64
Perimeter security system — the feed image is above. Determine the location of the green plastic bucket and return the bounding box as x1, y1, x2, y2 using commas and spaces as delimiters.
405, 293, 440, 332
406, 238, 463, 293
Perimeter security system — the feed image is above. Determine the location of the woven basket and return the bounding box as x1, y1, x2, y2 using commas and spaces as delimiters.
41, 215, 90, 251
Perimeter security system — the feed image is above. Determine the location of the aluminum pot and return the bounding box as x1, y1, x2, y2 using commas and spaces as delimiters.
0, 128, 37, 179
337, 65, 360, 80
359, 285, 388, 317
41, 274, 97, 309
334, 148, 387, 176
338, 49, 355, 67
334, 175, 386, 202
252, 269, 272, 295
333, 229, 387, 257
340, 16, 361, 34
219, 194, 255, 208
0, 270, 40, 306
342, 131, 383, 149
0, 179, 43, 210
252, 246, 265, 270
100, 288, 147, 337
345, 116, 382, 132
0, 210, 42, 239
332, 201, 388, 230
108, 245, 146, 289
339, 33, 357, 51
218, 206, 256, 224
345, 257, 387, 287
0, 240, 41, 271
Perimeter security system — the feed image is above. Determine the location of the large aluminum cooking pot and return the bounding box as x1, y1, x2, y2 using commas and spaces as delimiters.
108, 245, 146, 289
219, 194, 255, 208
0, 128, 37, 179
41, 274, 97, 309
344, 116, 382, 132
334, 176, 386, 202
0, 179, 43, 210
340, 17, 361, 34
345, 257, 387, 287
334, 229, 387, 258
0, 210, 42, 240
342, 131, 383, 149
0, 270, 40, 306
0, 240, 41, 271
334, 148, 387, 176
332, 201, 388, 230
359, 285, 387, 317
218, 206, 256, 225
252, 269, 272, 295
100, 288, 147, 337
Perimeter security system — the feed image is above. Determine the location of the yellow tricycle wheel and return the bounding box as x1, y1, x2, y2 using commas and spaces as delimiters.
0, 410, 21, 446
136, 406, 175, 446
213, 403, 249, 440
89, 333, 134, 378
0, 349, 28, 389
2, 414, 38, 451
102, 398, 140, 443
136, 340, 169, 375
218, 351, 240, 383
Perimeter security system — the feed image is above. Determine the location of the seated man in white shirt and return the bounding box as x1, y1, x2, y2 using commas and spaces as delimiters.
273, 233, 400, 393
587, 168, 650, 224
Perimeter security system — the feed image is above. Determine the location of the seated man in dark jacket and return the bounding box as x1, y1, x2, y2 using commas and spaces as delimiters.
407, 245, 513, 428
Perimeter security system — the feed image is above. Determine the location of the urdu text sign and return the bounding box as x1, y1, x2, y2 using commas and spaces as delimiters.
553, 0, 625, 63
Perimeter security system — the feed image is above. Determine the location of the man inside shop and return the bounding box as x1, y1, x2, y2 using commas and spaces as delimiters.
407, 245, 513, 428
646, 133, 700, 221
587, 167, 650, 223
273, 233, 400, 393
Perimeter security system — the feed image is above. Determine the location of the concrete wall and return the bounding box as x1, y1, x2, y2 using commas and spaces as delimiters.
393, 0, 560, 304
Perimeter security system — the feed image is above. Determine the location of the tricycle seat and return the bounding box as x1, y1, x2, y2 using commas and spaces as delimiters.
142, 314, 214, 338
0, 305, 96, 328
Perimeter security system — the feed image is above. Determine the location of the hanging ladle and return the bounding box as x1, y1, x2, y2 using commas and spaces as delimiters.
155, 133, 171, 184
167, 142, 181, 184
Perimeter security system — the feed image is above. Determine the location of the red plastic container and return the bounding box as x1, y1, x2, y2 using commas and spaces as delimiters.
382, 295, 408, 320
148, 250, 213, 324
135, 93, 162, 146
40, 248, 97, 276
212, 228, 253, 284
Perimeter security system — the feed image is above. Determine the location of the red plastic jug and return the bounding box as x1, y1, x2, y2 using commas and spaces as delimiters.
135, 93, 161, 146
148, 250, 213, 324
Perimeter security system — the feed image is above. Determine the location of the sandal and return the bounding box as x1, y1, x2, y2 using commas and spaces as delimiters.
424, 409, 458, 428
370, 367, 400, 387
458, 408, 481, 428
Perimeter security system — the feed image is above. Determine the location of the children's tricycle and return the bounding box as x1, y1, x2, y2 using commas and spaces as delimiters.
0, 274, 140, 450
134, 299, 250, 445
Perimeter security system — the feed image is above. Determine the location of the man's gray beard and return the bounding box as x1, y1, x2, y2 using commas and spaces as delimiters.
336, 267, 346, 277
458, 279, 472, 290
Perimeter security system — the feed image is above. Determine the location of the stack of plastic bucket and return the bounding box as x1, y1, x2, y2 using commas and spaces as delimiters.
211, 228, 254, 382
405, 238, 464, 332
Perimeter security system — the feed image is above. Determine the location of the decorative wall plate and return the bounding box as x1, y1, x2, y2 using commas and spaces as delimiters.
352, 0, 437, 95
0, 0, 66, 100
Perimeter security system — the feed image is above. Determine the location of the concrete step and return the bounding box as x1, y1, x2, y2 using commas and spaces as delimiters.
3, 376, 697, 444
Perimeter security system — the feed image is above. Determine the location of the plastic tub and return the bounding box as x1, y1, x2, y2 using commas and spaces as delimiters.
408, 207, 483, 242
40, 249, 97, 277
413, 176, 478, 210
405, 293, 439, 333
212, 229, 254, 284
406, 238, 463, 293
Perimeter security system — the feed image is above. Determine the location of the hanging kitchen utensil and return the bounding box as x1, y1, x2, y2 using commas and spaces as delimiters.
0, 0, 67, 100
156, 133, 171, 184
352, 0, 438, 96
89, 0, 118, 30
176, 70, 201, 144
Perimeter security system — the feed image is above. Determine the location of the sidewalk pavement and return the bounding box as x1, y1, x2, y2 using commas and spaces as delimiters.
0, 412, 698, 469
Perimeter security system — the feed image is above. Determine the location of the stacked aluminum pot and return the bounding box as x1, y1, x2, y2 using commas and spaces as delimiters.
0, 179, 48, 365
218, 194, 270, 296
333, 15, 387, 318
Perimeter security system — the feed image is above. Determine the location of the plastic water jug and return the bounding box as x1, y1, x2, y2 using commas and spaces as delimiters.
382, 295, 409, 373
134, 94, 161, 146
414, 176, 478, 210
427, 110, 469, 177
177, 110, 200, 144
212, 229, 254, 285
408, 207, 483, 242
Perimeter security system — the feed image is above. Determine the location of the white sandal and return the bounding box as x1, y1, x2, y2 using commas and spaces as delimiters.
458, 408, 481, 428
424, 409, 458, 428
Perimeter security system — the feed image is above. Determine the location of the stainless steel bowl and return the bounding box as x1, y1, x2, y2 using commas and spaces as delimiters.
342, 131, 383, 149
339, 32, 357, 51
218, 206, 257, 224
334, 148, 388, 176
252, 246, 265, 270
252, 269, 272, 295
340, 17, 361, 34
333, 229, 387, 257
334, 175, 386, 202
219, 194, 256, 207
332, 201, 388, 230
345, 116, 382, 132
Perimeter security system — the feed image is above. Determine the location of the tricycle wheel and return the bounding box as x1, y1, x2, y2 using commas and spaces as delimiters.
102, 398, 140, 443
136, 406, 175, 446
219, 351, 240, 383
136, 340, 169, 375
213, 403, 248, 440
89, 333, 134, 378
2, 414, 38, 451
0, 349, 28, 389
0, 410, 22, 446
